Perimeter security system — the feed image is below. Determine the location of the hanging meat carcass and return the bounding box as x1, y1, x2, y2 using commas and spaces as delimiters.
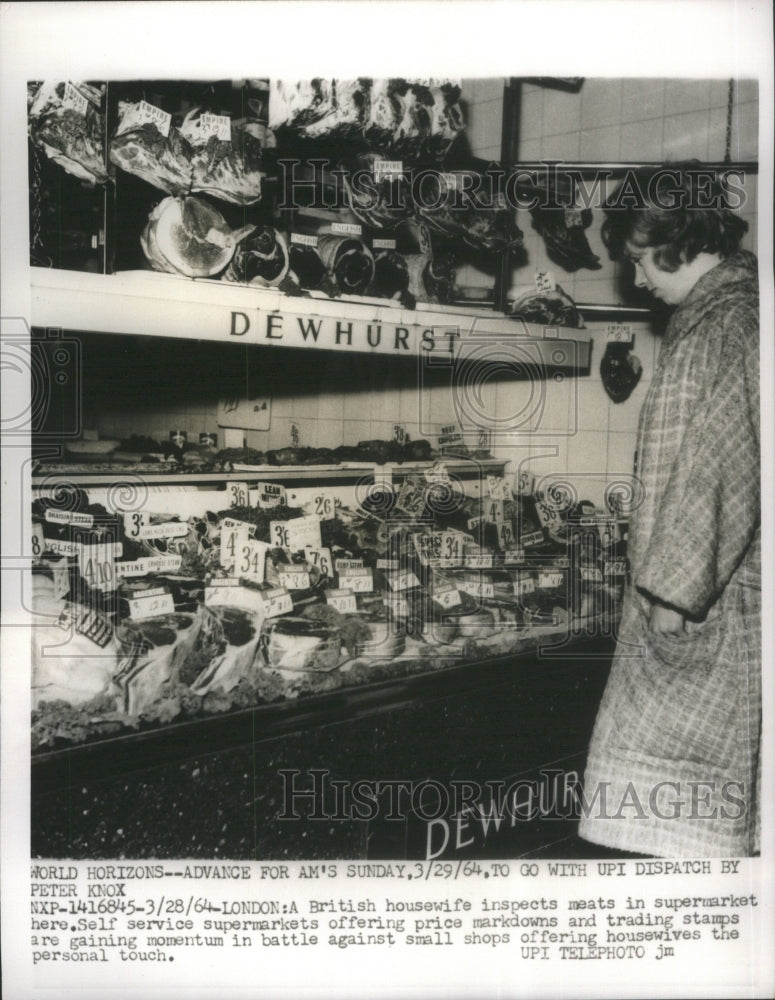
110, 100, 194, 194
181, 111, 272, 205
414, 172, 523, 253
28, 81, 109, 185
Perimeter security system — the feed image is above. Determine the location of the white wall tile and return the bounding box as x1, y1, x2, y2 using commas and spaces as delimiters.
621, 79, 664, 122
666, 79, 712, 114
317, 392, 344, 421
735, 79, 759, 105
580, 125, 621, 160
519, 88, 544, 140
606, 432, 637, 478
572, 375, 611, 435
620, 119, 664, 161
662, 109, 711, 160
580, 78, 622, 130
314, 418, 344, 449
730, 102, 759, 160
343, 419, 370, 445
543, 87, 583, 136
541, 132, 580, 159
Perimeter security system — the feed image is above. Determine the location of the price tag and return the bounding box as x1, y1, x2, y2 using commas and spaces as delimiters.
496, 522, 515, 549
515, 470, 535, 497
339, 569, 374, 593
513, 572, 536, 597
259, 588, 293, 618
395, 478, 426, 517
311, 493, 336, 520
291, 232, 319, 247
31, 524, 45, 562
325, 589, 357, 614
606, 323, 633, 343
136, 99, 172, 138
387, 570, 421, 591
278, 567, 311, 590
424, 461, 451, 485
604, 560, 627, 577
376, 558, 399, 570
459, 578, 495, 600
123, 512, 148, 539
334, 558, 364, 572
464, 549, 494, 569
78, 543, 118, 592
137, 521, 189, 540
467, 515, 485, 532
62, 82, 89, 115
199, 112, 232, 142
535, 498, 562, 530
534, 270, 556, 294
116, 555, 183, 578
437, 424, 463, 448
552, 556, 570, 569
384, 594, 410, 618
58, 603, 114, 648
432, 582, 462, 610
269, 515, 320, 553
45, 509, 94, 527
237, 539, 270, 585
221, 521, 250, 573
580, 566, 604, 583
258, 483, 287, 509
484, 500, 504, 524
331, 222, 362, 237
503, 547, 526, 566
487, 476, 512, 501
305, 547, 333, 579
374, 159, 404, 179
439, 532, 466, 565
45, 538, 78, 557
373, 239, 397, 250
538, 571, 564, 589
413, 531, 443, 565
128, 591, 175, 621
227, 482, 249, 508
521, 530, 545, 548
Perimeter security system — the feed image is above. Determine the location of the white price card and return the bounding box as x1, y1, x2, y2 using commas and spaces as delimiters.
290, 233, 318, 247
128, 591, 175, 621
515, 470, 535, 497
534, 269, 556, 293
521, 530, 545, 548
325, 589, 358, 614
503, 547, 526, 566
535, 498, 562, 529
278, 567, 311, 590
339, 569, 374, 593
137, 521, 189, 540
221, 521, 250, 573
424, 461, 451, 485
432, 583, 462, 610
580, 566, 604, 583
227, 482, 249, 508
464, 549, 494, 569
334, 558, 364, 572
376, 558, 399, 570
259, 588, 294, 618
513, 572, 536, 597
374, 159, 404, 178
331, 222, 362, 236
310, 493, 336, 520
271, 514, 322, 553
440, 532, 466, 564
116, 555, 182, 578
63, 82, 89, 115
257, 483, 287, 508
538, 571, 564, 589
496, 522, 516, 549
605, 322, 633, 343
45, 538, 78, 557
384, 594, 410, 617
237, 539, 270, 585
136, 99, 171, 137
484, 500, 505, 524
487, 475, 513, 500
199, 112, 231, 142
386, 570, 421, 591
45, 508, 94, 527
31, 524, 45, 562
78, 543, 118, 592
123, 512, 148, 539
604, 559, 628, 577
413, 531, 443, 565
459, 578, 495, 599
305, 547, 333, 579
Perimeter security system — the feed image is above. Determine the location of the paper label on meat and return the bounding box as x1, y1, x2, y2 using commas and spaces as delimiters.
521, 530, 545, 548
326, 589, 357, 614
513, 572, 536, 597
137, 521, 189, 540
258, 588, 293, 618
604, 559, 627, 577
331, 222, 362, 236
484, 500, 505, 524
278, 568, 311, 590
134, 100, 172, 138
459, 578, 495, 599
334, 558, 364, 572
290, 233, 319, 247
606, 322, 633, 343
31, 524, 45, 563
464, 549, 494, 569
386, 570, 420, 591
534, 269, 556, 294
128, 591, 175, 621
45, 509, 94, 527
374, 160, 404, 179
305, 547, 333, 579
199, 113, 232, 143
580, 566, 604, 583
373, 239, 397, 250
503, 547, 526, 566
58, 602, 114, 648
339, 569, 374, 593
432, 582, 461, 609
495, 522, 516, 549
63, 82, 89, 116
78, 542, 119, 592
310, 493, 336, 520
487, 475, 513, 501
45, 538, 78, 557
538, 571, 564, 589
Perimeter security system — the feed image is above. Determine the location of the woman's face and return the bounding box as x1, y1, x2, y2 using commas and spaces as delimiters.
623, 242, 699, 306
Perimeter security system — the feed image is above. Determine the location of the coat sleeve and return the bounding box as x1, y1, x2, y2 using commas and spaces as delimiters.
635, 298, 760, 618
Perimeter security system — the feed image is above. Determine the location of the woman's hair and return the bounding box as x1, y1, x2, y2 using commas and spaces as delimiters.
600, 163, 748, 272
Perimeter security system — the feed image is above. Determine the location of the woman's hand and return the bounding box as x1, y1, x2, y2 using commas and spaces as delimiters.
648, 604, 686, 635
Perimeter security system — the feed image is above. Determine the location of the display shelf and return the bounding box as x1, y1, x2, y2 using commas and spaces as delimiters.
30, 267, 593, 370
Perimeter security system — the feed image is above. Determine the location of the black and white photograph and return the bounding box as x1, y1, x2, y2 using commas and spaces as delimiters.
2, 3, 773, 998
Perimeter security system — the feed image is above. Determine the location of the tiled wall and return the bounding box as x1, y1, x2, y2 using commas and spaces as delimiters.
93, 78, 758, 510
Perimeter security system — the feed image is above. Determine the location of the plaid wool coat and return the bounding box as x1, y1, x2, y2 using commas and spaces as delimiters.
579, 251, 761, 857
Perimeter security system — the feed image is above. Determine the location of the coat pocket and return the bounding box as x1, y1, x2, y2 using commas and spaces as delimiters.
644, 614, 723, 671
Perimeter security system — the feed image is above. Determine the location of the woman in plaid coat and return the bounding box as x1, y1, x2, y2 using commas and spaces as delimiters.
579, 165, 761, 857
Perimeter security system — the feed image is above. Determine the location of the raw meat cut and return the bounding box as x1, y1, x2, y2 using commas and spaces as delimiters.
189, 606, 265, 695
223, 227, 289, 286
529, 205, 602, 272
141, 196, 254, 278
508, 284, 586, 329
317, 234, 375, 295
28, 81, 109, 185
110, 101, 194, 194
